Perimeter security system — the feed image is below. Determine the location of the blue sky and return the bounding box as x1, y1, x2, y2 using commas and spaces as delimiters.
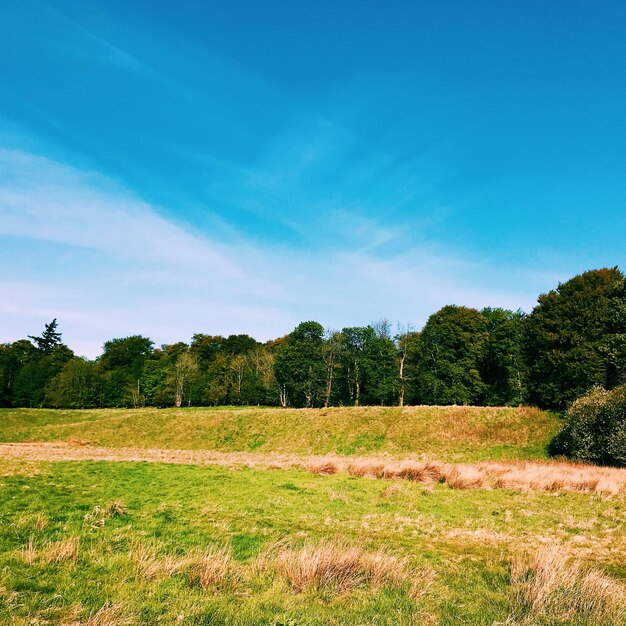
2, 0, 626, 356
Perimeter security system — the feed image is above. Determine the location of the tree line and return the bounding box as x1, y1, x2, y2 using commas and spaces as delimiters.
2, 267, 626, 411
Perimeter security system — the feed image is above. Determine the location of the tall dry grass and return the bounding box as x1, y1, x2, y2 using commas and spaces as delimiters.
509, 545, 626, 625
21, 537, 80, 566
130, 542, 190, 580
274, 541, 409, 593
187, 545, 240, 590
306, 456, 626, 495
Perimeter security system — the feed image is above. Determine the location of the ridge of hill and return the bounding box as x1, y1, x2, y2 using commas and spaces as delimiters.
0, 405, 559, 462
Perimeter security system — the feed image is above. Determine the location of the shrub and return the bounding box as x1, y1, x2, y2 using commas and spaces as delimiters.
550, 384, 626, 466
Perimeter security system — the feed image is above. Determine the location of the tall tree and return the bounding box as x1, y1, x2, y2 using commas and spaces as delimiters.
395, 325, 420, 407
170, 351, 199, 407
415, 305, 489, 405
480, 308, 527, 406
28, 319, 62, 354
524, 267, 626, 409
98, 335, 154, 406
322, 330, 343, 408
274, 322, 325, 407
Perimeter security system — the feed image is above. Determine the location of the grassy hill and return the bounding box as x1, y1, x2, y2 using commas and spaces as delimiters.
0, 405, 559, 462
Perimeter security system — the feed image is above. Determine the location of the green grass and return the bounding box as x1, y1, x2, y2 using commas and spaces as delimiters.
0, 458, 624, 625
1, 406, 623, 625
0, 405, 560, 462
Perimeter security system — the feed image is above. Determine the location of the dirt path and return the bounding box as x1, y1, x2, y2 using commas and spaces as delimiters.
1, 441, 625, 496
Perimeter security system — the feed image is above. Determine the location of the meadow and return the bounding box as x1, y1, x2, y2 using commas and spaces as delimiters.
0, 406, 624, 625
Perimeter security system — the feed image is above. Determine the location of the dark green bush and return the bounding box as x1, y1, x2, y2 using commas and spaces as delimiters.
549, 384, 626, 466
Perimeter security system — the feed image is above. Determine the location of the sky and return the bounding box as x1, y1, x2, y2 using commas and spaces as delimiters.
2, 0, 626, 357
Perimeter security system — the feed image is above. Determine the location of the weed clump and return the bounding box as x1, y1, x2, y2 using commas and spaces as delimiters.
508, 545, 626, 625
274, 541, 409, 593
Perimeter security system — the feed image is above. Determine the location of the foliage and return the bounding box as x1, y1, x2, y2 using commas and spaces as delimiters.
3, 268, 626, 412
414, 305, 489, 405
525, 267, 626, 409
480, 308, 528, 405
274, 322, 325, 407
27, 318, 62, 354
550, 383, 626, 466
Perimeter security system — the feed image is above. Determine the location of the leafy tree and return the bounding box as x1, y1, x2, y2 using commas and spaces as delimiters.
480, 308, 527, 405
335, 324, 398, 406
415, 305, 489, 405
139, 359, 169, 406
13, 344, 74, 407
274, 322, 325, 407
45, 357, 100, 408
98, 335, 154, 406
169, 351, 199, 407
322, 330, 343, 408
366, 320, 400, 406
524, 268, 626, 409
396, 328, 421, 406
0, 340, 38, 406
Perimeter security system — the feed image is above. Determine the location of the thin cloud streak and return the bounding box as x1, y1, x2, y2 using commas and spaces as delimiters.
1, 148, 555, 357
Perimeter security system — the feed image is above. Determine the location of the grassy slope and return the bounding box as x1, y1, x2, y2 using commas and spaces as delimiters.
1, 458, 624, 626
0, 405, 560, 461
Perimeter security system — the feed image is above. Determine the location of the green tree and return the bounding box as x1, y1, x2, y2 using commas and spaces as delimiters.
28, 319, 62, 354
415, 305, 489, 405
0, 340, 38, 406
524, 268, 626, 409
336, 324, 398, 406
274, 322, 325, 407
45, 357, 99, 408
480, 308, 527, 406
98, 335, 154, 406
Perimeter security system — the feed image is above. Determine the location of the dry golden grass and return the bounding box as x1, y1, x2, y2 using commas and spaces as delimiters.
83, 603, 132, 626
409, 566, 436, 601
307, 459, 339, 475
445, 465, 485, 489
509, 544, 626, 625
274, 541, 409, 593
21, 538, 37, 565
484, 460, 626, 495
188, 545, 239, 590
41, 537, 80, 565
2, 442, 625, 495
130, 543, 190, 580
21, 537, 80, 566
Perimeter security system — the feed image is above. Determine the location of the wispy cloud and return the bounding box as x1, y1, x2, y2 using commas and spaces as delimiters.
0, 147, 555, 357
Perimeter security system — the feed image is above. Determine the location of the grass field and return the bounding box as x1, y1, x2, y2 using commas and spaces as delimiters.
0, 405, 558, 461
0, 406, 624, 625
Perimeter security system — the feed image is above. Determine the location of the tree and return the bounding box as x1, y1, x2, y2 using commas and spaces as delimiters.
395, 325, 420, 406
322, 330, 343, 408
480, 308, 527, 406
170, 351, 199, 407
274, 322, 325, 407
46, 357, 99, 408
28, 319, 62, 354
524, 268, 626, 409
98, 335, 154, 406
339, 327, 369, 406
0, 340, 38, 406
415, 305, 489, 405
